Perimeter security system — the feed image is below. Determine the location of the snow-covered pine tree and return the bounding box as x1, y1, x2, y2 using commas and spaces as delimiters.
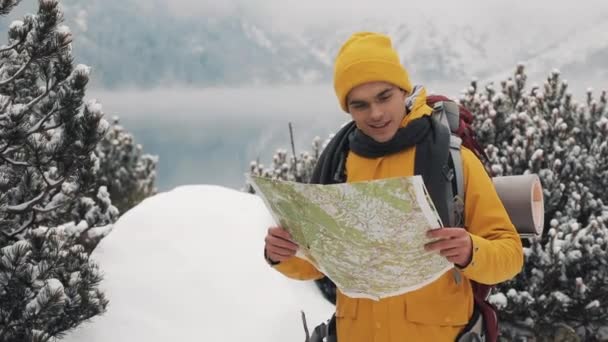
0, 0, 118, 340
464, 65, 608, 341
243, 135, 323, 193
95, 116, 158, 214
245, 65, 608, 340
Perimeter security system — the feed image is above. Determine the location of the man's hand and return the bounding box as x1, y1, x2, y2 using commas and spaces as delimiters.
425, 227, 473, 268
265, 226, 299, 263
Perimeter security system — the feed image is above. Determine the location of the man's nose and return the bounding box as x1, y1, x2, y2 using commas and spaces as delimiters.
369, 103, 383, 121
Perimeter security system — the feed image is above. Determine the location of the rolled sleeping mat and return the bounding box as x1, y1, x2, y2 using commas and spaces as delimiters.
492, 174, 544, 238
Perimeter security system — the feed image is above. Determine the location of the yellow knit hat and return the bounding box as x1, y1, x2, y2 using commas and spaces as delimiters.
333, 32, 413, 112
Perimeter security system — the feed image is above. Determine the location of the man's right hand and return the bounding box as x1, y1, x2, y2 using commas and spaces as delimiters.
264, 226, 299, 263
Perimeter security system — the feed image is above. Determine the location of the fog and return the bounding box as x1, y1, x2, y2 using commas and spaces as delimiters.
162, 0, 608, 35
88, 71, 606, 191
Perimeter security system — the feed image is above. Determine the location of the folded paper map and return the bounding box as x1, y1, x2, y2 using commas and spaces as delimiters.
249, 175, 453, 300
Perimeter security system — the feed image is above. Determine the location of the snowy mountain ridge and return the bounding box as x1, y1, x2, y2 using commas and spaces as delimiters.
3, 0, 605, 88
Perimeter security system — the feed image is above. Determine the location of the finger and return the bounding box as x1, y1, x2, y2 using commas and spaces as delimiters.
424, 238, 462, 252
427, 227, 467, 239
447, 255, 469, 266
267, 245, 298, 258
267, 252, 289, 262
266, 235, 299, 251
439, 247, 463, 258
269, 227, 294, 241
446, 255, 461, 264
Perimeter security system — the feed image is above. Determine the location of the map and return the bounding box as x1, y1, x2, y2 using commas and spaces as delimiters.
249, 175, 454, 300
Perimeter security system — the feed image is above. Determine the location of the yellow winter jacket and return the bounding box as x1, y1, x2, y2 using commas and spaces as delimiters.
272, 88, 524, 342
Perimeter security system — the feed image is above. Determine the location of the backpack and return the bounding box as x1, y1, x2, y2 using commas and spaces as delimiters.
310, 96, 499, 342
428, 96, 497, 342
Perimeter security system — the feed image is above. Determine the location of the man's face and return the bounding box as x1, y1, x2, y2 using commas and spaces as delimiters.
346, 81, 408, 143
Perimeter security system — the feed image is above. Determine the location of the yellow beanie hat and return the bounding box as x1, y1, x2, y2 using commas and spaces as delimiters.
333, 32, 413, 112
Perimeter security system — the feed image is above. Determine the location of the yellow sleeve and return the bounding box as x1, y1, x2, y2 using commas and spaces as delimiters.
459, 148, 524, 284
272, 256, 325, 281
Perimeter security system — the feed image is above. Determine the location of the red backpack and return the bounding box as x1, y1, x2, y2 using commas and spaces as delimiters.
426, 95, 487, 161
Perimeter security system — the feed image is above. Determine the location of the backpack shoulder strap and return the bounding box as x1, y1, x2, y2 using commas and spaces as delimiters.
431, 101, 465, 227
449, 136, 465, 226
430, 100, 467, 286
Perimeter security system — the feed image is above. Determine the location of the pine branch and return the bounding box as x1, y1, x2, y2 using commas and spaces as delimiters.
40, 121, 61, 130
2, 177, 64, 213
0, 0, 22, 16
1, 143, 22, 155
0, 96, 13, 113
0, 56, 33, 86
21, 84, 55, 117
0, 153, 28, 166
2, 211, 35, 238
25, 106, 58, 136
0, 39, 24, 54
3, 192, 45, 213
32, 201, 68, 213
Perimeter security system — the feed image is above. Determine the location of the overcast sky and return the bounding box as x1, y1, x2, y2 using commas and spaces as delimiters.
164, 0, 608, 33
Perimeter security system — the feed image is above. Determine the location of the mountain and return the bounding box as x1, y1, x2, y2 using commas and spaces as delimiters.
55, 0, 331, 88
3, 0, 606, 89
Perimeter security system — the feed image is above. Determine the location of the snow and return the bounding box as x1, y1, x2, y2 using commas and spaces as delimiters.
86, 224, 113, 239
64, 185, 333, 342
57, 25, 71, 36
9, 20, 24, 30
567, 250, 582, 261
74, 64, 91, 77
86, 99, 102, 115
489, 292, 507, 309
552, 291, 572, 304
61, 181, 78, 195
26, 278, 66, 315
586, 300, 600, 310
1, 240, 30, 259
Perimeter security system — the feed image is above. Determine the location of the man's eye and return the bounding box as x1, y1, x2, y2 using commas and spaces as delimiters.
379, 95, 391, 102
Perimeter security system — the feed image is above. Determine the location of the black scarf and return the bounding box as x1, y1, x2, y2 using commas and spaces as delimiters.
309, 115, 452, 226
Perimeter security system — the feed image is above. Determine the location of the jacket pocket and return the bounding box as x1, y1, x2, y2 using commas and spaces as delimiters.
404, 274, 472, 326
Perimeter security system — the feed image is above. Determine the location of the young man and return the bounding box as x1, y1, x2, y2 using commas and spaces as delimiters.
264, 32, 523, 341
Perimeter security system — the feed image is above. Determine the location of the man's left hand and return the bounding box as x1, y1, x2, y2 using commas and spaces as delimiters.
425, 228, 473, 268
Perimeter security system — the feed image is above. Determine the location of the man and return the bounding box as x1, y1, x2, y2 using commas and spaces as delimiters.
264, 32, 523, 341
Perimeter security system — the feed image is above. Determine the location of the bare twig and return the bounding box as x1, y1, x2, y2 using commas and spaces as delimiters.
289, 122, 297, 163
289, 122, 300, 181
301, 310, 310, 341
